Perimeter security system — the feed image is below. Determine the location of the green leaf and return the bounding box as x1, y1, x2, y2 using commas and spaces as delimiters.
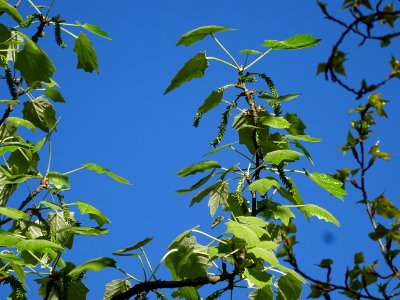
240, 49, 261, 55
75, 201, 110, 227
48, 212, 74, 250
318, 258, 333, 269
40, 200, 61, 211
262, 34, 320, 50
6, 117, 36, 132
68, 257, 116, 277
249, 286, 274, 300
237, 216, 268, 227
226, 221, 260, 247
259, 94, 300, 102
306, 171, 346, 200
244, 268, 273, 287
83, 163, 129, 184
165, 236, 210, 280
47, 172, 70, 189
285, 135, 321, 142
264, 150, 303, 165
164, 52, 208, 94
300, 204, 340, 226
276, 273, 302, 300
113, 237, 153, 254
176, 25, 233, 47
190, 182, 222, 206
73, 32, 99, 74
177, 160, 220, 177
0, 252, 24, 265
208, 181, 229, 217
260, 115, 290, 128
103, 279, 131, 300
176, 170, 215, 194
0, 230, 24, 247
203, 142, 237, 156
0, 207, 28, 220
197, 90, 223, 114
78, 22, 111, 40
284, 113, 306, 135
248, 247, 279, 266
15, 33, 56, 85
0, 100, 19, 105
56, 226, 108, 236
45, 86, 66, 103
0, 0, 23, 23
22, 96, 57, 132
15, 239, 64, 252
270, 203, 295, 226
248, 177, 280, 195
354, 252, 364, 264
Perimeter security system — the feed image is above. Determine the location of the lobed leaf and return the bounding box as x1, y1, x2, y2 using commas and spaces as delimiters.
306, 171, 346, 200
260, 115, 291, 129
264, 150, 303, 165
73, 32, 99, 73
75, 201, 111, 227
47, 172, 70, 189
300, 204, 340, 226
248, 177, 280, 195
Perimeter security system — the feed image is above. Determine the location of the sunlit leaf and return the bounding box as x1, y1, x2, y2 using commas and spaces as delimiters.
164, 52, 208, 94
0, 207, 28, 220
0, 1, 23, 24
22, 96, 56, 132
248, 177, 280, 195
83, 163, 129, 184
68, 257, 116, 277
197, 90, 223, 114
176, 25, 233, 47
260, 115, 290, 129
113, 237, 153, 254
47, 172, 70, 189
226, 221, 260, 247
306, 171, 346, 200
264, 150, 303, 165
276, 273, 302, 300
249, 285, 274, 300
259, 94, 300, 102
208, 181, 229, 217
300, 204, 340, 226
77, 22, 111, 40
262, 34, 320, 50
244, 267, 273, 287
6, 117, 36, 132
15, 239, 64, 252
103, 279, 131, 300
45, 86, 66, 103
75, 201, 110, 227
177, 160, 220, 177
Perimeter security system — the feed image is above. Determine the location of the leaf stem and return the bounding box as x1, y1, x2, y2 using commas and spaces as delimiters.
116, 267, 142, 283
62, 166, 85, 175
206, 56, 237, 69
244, 49, 273, 70
26, 0, 41, 14
59, 26, 78, 39
192, 229, 227, 244
211, 34, 241, 70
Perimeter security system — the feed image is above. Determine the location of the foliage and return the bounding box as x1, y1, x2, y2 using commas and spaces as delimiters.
0, 1, 129, 299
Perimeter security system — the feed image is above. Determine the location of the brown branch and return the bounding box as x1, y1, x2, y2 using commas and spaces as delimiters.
111, 272, 236, 300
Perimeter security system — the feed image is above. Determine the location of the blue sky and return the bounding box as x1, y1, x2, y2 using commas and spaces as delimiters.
8, 0, 400, 299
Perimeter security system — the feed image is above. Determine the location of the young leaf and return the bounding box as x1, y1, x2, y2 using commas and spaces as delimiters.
56, 226, 108, 236
113, 237, 153, 254
197, 90, 223, 114
264, 150, 303, 165
248, 247, 279, 266
164, 52, 208, 94
208, 181, 229, 217
78, 22, 111, 40
15, 34, 56, 85
0, 0, 24, 23
306, 171, 346, 200
75, 201, 111, 227
177, 160, 220, 177
243, 268, 273, 287
83, 163, 129, 184
73, 32, 99, 74
299, 204, 340, 226
176, 25, 233, 47
285, 135, 321, 143
6, 117, 36, 132
259, 93, 300, 102
0, 207, 28, 220
15, 239, 64, 252
240, 49, 261, 55
248, 177, 280, 195
260, 115, 291, 129
226, 221, 260, 247
262, 34, 320, 50
47, 172, 70, 189
68, 257, 117, 277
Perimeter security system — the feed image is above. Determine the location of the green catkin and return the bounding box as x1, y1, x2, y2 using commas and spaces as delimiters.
277, 165, 293, 194
210, 104, 234, 147
235, 178, 245, 206
4, 276, 27, 300
56, 193, 78, 226
53, 20, 67, 48
20, 14, 38, 27
258, 74, 281, 116
0, 55, 17, 99
193, 112, 202, 127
